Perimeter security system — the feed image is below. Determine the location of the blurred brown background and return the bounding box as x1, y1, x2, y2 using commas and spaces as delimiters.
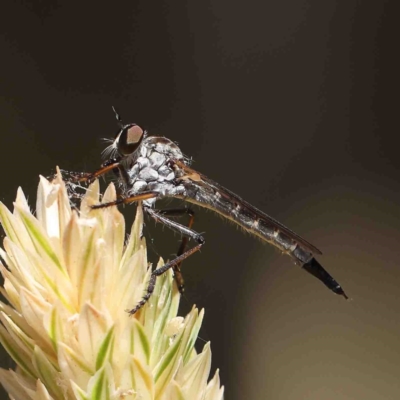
1, 1, 400, 399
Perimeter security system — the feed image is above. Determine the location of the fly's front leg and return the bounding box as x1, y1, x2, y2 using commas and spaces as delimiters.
157, 208, 195, 293
128, 207, 204, 316
48, 158, 124, 202
48, 157, 122, 186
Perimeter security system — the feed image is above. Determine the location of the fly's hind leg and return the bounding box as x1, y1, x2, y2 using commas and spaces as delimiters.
128, 207, 204, 316
157, 208, 195, 293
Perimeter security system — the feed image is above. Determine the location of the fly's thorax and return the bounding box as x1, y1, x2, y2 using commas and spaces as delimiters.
144, 136, 184, 161
120, 136, 187, 199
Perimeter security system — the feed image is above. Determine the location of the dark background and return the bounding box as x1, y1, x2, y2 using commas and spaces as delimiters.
1, 1, 400, 399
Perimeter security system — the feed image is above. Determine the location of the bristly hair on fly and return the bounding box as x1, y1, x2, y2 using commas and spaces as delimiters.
100, 137, 118, 161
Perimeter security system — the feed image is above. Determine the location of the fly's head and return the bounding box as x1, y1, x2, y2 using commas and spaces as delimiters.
101, 107, 147, 164
114, 123, 146, 157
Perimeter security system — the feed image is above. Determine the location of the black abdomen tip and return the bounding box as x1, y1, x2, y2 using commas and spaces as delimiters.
302, 257, 348, 299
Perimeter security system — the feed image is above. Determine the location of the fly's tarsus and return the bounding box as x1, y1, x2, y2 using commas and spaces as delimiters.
127, 207, 204, 315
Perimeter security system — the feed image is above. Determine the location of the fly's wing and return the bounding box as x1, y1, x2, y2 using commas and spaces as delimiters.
174, 160, 322, 255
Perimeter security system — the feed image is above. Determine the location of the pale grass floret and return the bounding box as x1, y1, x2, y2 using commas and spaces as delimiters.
0, 170, 224, 400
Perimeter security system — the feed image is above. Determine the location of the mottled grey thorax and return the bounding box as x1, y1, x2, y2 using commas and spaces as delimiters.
122, 136, 187, 206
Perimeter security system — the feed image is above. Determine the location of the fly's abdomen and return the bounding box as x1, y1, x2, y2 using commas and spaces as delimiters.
220, 198, 304, 259
189, 184, 307, 258
184, 182, 348, 298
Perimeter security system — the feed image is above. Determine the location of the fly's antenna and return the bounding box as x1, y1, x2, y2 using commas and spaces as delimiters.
112, 106, 124, 128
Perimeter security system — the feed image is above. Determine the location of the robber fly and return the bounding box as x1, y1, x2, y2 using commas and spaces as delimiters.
60, 109, 348, 314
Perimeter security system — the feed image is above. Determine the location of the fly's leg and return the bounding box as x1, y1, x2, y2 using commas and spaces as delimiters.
90, 191, 159, 209
47, 159, 123, 204
128, 207, 204, 316
92, 199, 202, 315
49, 158, 122, 185
157, 208, 195, 293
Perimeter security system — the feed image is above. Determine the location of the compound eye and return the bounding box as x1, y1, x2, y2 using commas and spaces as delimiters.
117, 124, 144, 155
